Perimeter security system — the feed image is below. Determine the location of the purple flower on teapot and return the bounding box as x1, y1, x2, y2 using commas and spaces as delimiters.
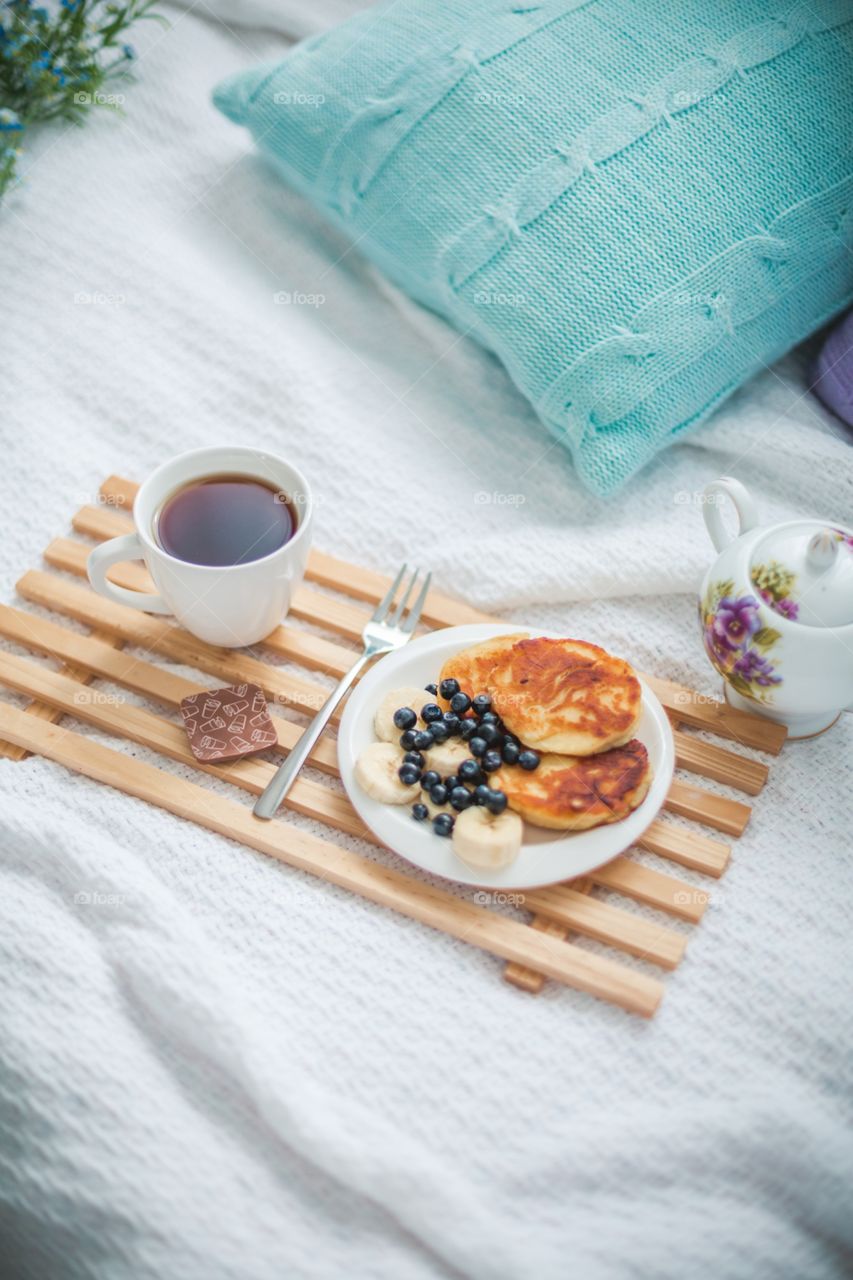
733, 649, 780, 686
711, 595, 760, 652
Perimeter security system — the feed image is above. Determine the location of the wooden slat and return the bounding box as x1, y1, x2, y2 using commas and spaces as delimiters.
0, 702, 664, 1016
0, 651, 687, 972
666, 778, 751, 838
588, 858, 707, 922
16, 571, 336, 718
6, 585, 733, 881
41, 545, 753, 834
0, 605, 709, 920
0, 605, 340, 776
0, 599, 722, 890
0, 649, 358, 832
673, 728, 767, 795
0, 468, 776, 1012
639, 819, 729, 877
66, 512, 387, 647
91, 480, 493, 631
0, 598, 730, 879
650, 673, 786, 754
45, 533, 772, 799
504, 912, 579, 993
0, 612, 124, 762
95, 477, 787, 754
35, 542, 758, 837
64, 516, 361, 678
36, 537, 768, 808
504, 864, 693, 991
523, 883, 686, 969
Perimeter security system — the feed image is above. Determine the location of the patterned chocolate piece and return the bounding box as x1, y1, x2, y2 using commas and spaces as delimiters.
180, 683, 278, 762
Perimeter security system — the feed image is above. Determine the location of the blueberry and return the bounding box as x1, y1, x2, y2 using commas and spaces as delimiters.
459, 718, 477, 741
449, 785, 473, 811
477, 722, 501, 747
399, 763, 421, 785
439, 677, 460, 700
393, 706, 417, 731
481, 749, 502, 772
429, 783, 448, 806
518, 749, 540, 771
485, 789, 508, 815
474, 783, 492, 806
428, 720, 449, 744
458, 758, 483, 784
399, 728, 418, 750
501, 740, 520, 765
412, 802, 429, 822
412, 729, 434, 751
442, 712, 461, 735
421, 702, 443, 723
479, 711, 500, 725
469, 736, 487, 757
420, 769, 441, 791
450, 691, 471, 715
433, 812, 454, 837
471, 693, 492, 717
444, 774, 460, 792
424, 683, 438, 695
403, 750, 425, 768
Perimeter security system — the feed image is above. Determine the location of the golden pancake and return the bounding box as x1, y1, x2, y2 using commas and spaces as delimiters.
485, 636, 642, 754
493, 739, 651, 831
437, 633, 529, 709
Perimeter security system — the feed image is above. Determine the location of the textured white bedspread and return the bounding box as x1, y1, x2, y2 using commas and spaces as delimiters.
1, 4, 852, 1278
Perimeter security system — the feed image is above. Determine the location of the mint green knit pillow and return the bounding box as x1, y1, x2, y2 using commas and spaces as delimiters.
214, 0, 853, 494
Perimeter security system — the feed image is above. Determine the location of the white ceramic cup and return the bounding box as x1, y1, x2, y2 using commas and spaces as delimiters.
87, 446, 313, 648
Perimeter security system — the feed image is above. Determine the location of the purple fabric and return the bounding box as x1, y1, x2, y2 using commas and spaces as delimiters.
814, 311, 853, 430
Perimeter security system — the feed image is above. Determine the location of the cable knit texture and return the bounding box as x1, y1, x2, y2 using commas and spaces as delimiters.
1, 2, 852, 1278
214, 0, 853, 494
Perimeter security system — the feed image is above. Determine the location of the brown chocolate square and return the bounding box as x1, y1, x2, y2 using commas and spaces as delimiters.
180, 683, 278, 762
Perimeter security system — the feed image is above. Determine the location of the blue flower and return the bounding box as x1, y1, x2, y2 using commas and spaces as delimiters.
4, 34, 32, 54
0, 108, 23, 132
61, 0, 81, 10
32, 6, 49, 20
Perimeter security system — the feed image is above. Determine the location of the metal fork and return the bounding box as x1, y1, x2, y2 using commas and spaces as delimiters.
253, 564, 432, 820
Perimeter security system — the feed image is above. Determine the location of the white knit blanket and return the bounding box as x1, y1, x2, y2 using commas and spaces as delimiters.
1, 4, 851, 1277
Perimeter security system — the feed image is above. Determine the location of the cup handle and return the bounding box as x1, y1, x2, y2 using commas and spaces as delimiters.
87, 534, 173, 615
702, 477, 759, 553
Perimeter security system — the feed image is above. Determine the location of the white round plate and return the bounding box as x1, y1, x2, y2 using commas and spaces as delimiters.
337, 624, 674, 890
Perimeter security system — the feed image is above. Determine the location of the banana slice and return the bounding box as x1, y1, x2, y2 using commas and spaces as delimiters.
424, 738, 470, 777
355, 743, 421, 805
373, 686, 432, 743
452, 805, 523, 870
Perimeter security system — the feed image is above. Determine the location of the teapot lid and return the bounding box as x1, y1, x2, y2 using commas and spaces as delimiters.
749, 522, 853, 628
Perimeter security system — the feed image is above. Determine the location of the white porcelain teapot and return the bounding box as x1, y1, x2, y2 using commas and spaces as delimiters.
699, 478, 853, 739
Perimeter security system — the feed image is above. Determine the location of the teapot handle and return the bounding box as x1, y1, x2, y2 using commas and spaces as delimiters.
703, 477, 759, 552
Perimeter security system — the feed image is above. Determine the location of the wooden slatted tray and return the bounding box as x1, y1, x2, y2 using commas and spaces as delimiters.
0, 475, 787, 1017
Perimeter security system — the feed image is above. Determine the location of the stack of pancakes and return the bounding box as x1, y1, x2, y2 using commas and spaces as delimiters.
439, 633, 652, 832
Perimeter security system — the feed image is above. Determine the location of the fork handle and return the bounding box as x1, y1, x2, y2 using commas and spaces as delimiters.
253, 648, 380, 820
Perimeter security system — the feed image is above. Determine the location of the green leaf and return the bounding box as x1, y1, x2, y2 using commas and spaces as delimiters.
753, 627, 781, 651
728, 674, 754, 698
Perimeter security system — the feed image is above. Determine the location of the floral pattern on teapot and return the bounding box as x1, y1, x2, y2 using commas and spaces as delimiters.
751, 560, 799, 621
699, 575, 782, 703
